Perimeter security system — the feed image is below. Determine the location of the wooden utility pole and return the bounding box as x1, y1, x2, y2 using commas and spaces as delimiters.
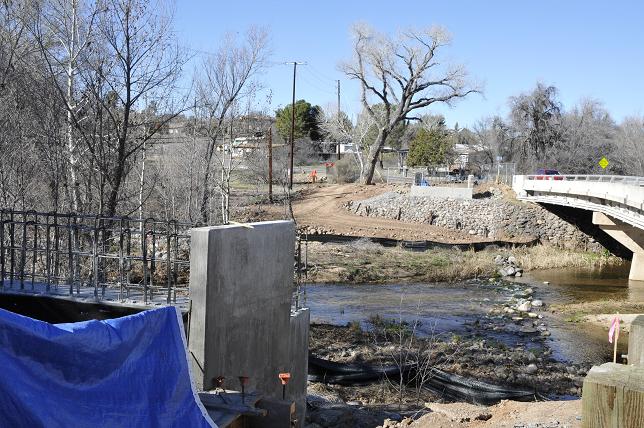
337, 79, 341, 160
286, 61, 305, 189
268, 128, 273, 202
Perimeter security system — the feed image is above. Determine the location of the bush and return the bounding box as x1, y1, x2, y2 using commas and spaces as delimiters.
332, 157, 360, 183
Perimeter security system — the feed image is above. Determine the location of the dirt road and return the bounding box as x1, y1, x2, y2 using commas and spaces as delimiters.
292, 184, 494, 243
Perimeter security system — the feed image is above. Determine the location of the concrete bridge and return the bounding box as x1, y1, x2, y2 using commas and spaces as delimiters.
513, 175, 644, 281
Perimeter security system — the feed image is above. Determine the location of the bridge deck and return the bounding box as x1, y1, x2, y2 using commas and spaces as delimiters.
513, 174, 644, 229
0, 279, 190, 313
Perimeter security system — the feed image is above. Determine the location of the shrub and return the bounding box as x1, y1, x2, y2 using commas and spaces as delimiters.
333, 157, 360, 183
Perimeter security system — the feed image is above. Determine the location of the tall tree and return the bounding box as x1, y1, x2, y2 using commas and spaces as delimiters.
275, 99, 322, 141
341, 23, 477, 184
615, 117, 644, 176
406, 126, 454, 168
557, 100, 618, 174
195, 26, 270, 223
80, 0, 187, 217
509, 83, 563, 169
32, 0, 100, 211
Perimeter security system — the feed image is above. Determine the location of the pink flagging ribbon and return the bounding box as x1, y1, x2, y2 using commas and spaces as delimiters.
608, 315, 620, 344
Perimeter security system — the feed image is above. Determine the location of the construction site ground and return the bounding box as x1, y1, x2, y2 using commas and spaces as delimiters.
292, 183, 499, 242
237, 183, 525, 244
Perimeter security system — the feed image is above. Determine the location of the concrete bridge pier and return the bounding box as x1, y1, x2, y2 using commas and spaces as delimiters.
593, 212, 644, 281
188, 221, 309, 426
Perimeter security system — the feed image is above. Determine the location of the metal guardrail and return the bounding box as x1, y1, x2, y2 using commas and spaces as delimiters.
0, 210, 195, 304
525, 174, 644, 186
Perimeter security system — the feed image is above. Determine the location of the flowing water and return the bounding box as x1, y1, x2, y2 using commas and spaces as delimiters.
304, 262, 642, 365
517, 263, 642, 363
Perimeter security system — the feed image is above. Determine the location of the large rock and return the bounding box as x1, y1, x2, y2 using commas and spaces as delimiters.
517, 301, 532, 312
524, 363, 538, 374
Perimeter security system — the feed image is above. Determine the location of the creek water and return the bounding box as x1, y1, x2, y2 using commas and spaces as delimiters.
304, 261, 641, 365
517, 263, 642, 364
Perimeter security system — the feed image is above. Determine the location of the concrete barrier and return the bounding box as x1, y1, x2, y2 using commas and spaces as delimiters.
187, 220, 308, 426
410, 185, 473, 199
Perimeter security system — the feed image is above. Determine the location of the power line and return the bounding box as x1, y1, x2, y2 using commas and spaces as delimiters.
306, 64, 338, 83
298, 74, 335, 95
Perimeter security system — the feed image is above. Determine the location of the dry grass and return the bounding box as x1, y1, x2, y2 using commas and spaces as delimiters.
305, 241, 622, 284
513, 245, 620, 271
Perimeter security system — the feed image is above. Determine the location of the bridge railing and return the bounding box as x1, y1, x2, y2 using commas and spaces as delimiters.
524, 174, 644, 186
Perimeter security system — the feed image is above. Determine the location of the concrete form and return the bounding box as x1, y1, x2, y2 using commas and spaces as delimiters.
187, 220, 309, 426
629, 315, 644, 367
410, 185, 473, 199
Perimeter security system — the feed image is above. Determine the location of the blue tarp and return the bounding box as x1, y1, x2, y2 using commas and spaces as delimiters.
0, 305, 215, 428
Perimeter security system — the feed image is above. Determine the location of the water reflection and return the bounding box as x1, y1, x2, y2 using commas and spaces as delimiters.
519, 263, 633, 303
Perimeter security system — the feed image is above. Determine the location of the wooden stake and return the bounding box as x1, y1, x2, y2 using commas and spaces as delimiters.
613, 312, 620, 363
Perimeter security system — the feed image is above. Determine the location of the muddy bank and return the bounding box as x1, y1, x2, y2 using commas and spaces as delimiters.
302, 239, 622, 284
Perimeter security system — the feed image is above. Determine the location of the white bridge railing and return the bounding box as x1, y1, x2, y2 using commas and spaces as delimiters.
524, 174, 644, 186
513, 174, 644, 229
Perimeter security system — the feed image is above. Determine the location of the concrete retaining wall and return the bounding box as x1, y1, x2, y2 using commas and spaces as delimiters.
410, 185, 473, 199
187, 220, 308, 424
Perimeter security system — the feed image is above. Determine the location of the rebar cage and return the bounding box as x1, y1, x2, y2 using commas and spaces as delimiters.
0, 210, 195, 305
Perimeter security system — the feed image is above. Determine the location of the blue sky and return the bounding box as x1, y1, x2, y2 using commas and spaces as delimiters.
174, 1, 644, 128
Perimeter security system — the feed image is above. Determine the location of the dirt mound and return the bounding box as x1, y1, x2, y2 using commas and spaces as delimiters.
402, 399, 581, 428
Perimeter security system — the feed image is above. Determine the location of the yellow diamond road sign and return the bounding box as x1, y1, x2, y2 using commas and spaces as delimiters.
599, 157, 609, 169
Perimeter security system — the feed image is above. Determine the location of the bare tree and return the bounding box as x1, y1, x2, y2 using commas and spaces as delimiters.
615, 117, 644, 176
31, 0, 101, 211
320, 109, 376, 181
194, 27, 270, 223
0, 1, 64, 210
341, 24, 477, 184
509, 83, 564, 171
557, 99, 617, 174
472, 116, 518, 171
77, 0, 187, 217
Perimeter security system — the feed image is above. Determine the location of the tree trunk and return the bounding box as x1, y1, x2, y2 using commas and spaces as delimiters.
362, 129, 388, 184
66, 0, 81, 212
200, 139, 216, 224
138, 140, 147, 234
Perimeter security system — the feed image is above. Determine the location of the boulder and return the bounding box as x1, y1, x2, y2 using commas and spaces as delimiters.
524, 363, 538, 374
517, 301, 532, 312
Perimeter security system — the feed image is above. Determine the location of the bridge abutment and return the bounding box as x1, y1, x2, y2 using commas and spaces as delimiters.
632, 253, 644, 282
593, 212, 644, 281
